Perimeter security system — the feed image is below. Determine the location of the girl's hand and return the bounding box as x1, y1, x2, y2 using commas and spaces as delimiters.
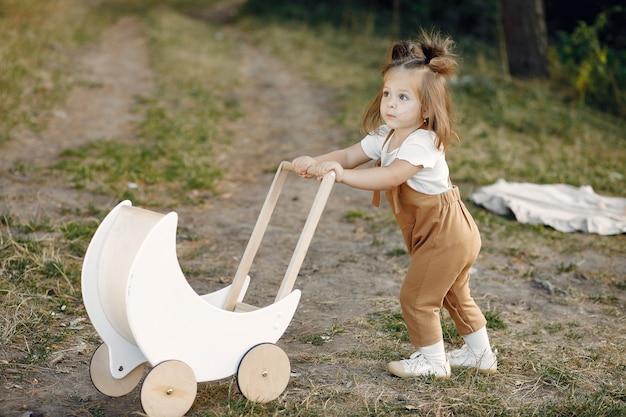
316, 161, 343, 182
291, 156, 318, 178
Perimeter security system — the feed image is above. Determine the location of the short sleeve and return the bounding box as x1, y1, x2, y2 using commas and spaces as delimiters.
360, 125, 391, 160
396, 130, 441, 169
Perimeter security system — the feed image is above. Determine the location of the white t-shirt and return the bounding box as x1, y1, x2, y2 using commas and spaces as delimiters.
360, 125, 450, 195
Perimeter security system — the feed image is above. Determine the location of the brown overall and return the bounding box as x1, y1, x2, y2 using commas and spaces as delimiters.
374, 181, 486, 347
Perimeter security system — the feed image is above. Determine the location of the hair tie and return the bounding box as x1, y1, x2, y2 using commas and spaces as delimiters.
424, 57, 431, 65
403, 41, 412, 58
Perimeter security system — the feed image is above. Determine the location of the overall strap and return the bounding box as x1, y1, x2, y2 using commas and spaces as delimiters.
372, 129, 400, 212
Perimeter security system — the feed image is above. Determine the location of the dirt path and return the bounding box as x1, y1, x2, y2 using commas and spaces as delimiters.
0, 16, 155, 416
1, 12, 624, 417
0, 16, 153, 221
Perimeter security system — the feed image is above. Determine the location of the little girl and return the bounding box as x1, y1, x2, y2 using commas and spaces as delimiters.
292, 30, 497, 378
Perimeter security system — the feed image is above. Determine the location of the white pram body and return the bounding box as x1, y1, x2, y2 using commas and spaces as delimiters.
81, 162, 334, 416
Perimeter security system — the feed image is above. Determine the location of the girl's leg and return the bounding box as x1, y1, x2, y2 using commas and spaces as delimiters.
442, 262, 486, 337
440, 202, 497, 373
399, 201, 484, 348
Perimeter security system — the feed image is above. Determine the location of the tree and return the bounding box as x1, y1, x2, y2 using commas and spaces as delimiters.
501, 0, 549, 78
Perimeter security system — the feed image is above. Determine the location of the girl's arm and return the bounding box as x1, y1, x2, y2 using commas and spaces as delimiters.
317, 158, 423, 191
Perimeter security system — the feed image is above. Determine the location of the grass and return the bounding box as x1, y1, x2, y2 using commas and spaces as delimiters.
0, 0, 107, 144
0, 214, 85, 358
0, 0, 625, 416
1, 0, 241, 363
236, 17, 626, 196
50, 6, 242, 206
186, 16, 625, 417
236, 16, 391, 139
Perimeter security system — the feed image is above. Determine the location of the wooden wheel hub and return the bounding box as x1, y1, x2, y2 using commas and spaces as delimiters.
141, 360, 197, 417
237, 343, 291, 403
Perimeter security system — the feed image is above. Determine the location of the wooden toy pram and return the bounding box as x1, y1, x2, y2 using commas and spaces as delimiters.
81, 162, 334, 417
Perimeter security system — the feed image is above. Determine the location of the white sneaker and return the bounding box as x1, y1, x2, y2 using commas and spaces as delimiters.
448, 344, 498, 374
387, 352, 451, 379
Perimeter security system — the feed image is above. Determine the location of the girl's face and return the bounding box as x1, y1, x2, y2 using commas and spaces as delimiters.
380, 68, 427, 136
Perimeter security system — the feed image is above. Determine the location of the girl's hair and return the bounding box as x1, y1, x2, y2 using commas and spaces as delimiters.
361, 29, 458, 150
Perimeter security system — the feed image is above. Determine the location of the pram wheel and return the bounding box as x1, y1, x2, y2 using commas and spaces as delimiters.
236, 343, 290, 403
89, 343, 144, 397
141, 360, 197, 417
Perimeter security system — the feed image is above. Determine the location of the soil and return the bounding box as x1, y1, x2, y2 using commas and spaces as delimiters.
1, 12, 624, 417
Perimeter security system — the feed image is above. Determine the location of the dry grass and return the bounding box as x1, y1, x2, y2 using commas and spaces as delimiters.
0, 0, 106, 143
0, 216, 84, 363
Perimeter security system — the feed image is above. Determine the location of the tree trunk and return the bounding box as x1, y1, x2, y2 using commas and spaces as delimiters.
391, 0, 401, 39
501, 0, 549, 78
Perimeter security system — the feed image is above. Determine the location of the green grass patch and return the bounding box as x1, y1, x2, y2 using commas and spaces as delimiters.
367, 309, 410, 343
385, 247, 407, 257
343, 210, 371, 222
484, 310, 507, 330
51, 6, 241, 205
236, 17, 390, 138
0, 0, 111, 144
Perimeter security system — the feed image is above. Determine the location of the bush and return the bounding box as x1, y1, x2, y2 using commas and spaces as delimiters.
550, 7, 626, 117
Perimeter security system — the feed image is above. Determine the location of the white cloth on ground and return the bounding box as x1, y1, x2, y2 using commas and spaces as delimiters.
469, 179, 626, 235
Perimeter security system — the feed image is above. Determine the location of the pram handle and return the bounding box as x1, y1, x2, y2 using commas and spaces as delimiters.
281, 161, 319, 177
223, 160, 335, 311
